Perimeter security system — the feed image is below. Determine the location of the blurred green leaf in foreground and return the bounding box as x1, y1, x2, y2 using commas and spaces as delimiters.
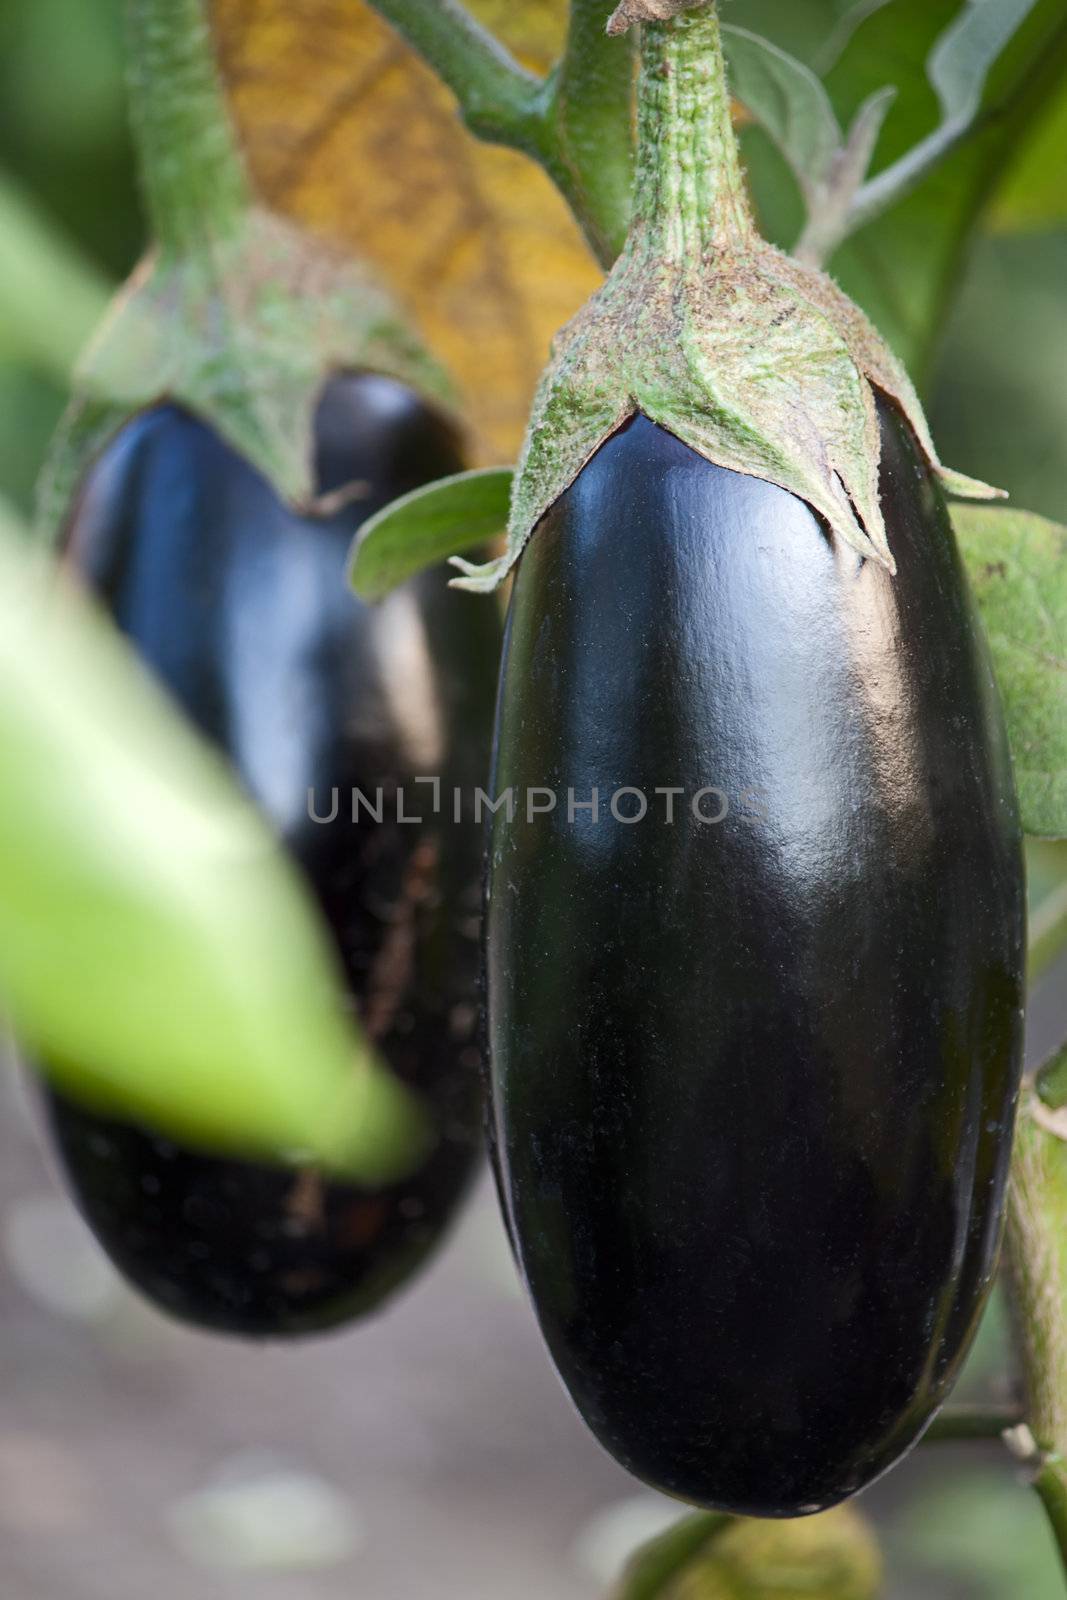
0, 511, 426, 1184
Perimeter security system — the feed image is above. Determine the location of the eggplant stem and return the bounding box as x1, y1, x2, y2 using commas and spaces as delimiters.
126, 0, 252, 255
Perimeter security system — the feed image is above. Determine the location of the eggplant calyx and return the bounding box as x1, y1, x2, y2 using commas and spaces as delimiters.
37, 208, 455, 546
452, 5, 1002, 594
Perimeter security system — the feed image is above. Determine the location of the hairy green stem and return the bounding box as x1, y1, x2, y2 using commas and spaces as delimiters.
125, 0, 251, 255
540, 0, 635, 264
1004, 1107, 1067, 1583
365, 0, 635, 268
631, 7, 753, 266
364, 0, 543, 144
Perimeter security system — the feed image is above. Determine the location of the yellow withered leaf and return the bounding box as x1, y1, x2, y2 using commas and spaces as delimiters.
212, 0, 603, 462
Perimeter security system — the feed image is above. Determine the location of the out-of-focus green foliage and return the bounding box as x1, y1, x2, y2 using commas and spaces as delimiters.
0, 0, 138, 275
892, 1469, 1066, 1598
0, 174, 110, 384
744, 0, 1067, 380
993, 80, 1067, 229
934, 229, 1067, 519
953, 503, 1067, 839
0, 0, 136, 513
0, 522, 427, 1181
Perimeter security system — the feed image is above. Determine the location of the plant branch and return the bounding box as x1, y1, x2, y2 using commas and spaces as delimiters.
365, 0, 634, 269
364, 0, 544, 146
924, 1404, 1025, 1443
539, 0, 636, 264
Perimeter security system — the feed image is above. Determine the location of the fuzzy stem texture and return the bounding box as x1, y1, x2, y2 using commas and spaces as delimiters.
631, 7, 754, 268
364, 0, 541, 144
1005, 1108, 1067, 1581
125, 0, 252, 256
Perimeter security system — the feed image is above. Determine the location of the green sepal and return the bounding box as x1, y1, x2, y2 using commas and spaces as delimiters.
349, 466, 513, 602
453, 7, 1002, 595
36, 207, 454, 545
953, 504, 1067, 840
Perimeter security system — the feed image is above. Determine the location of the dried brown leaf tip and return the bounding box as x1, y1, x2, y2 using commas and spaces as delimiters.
607, 0, 709, 36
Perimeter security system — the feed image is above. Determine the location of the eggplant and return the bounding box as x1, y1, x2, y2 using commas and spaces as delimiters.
485, 398, 1025, 1515
44, 372, 500, 1337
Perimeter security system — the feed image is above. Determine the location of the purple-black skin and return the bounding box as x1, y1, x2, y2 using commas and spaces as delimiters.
45, 373, 501, 1337
486, 398, 1025, 1515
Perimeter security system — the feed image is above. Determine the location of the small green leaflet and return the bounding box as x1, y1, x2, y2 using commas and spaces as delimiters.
724, 0, 1044, 263
0, 527, 427, 1181
348, 466, 513, 601
954, 504, 1067, 841
849, 0, 1043, 233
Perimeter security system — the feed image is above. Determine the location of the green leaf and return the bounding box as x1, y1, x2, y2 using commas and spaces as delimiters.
993, 82, 1067, 227
821, 0, 1067, 378
0, 170, 111, 385
849, 0, 1043, 230
612, 1507, 881, 1600
349, 466, 513, 601
0, 526, 426, 1182
932, 231, 1067, 524
930, 0, 1041, 115
0, 495, 28, 543
953, 504, 1067, 839
722, 26, 842, 204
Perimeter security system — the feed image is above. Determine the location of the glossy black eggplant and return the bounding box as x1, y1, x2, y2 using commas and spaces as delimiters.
486, 399, 1025, 1515
45, 372, 500, 1337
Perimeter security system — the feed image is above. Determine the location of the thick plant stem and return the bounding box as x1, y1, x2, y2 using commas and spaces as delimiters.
366, 0, 634, 269
125, 0, 251, 256
1004, 1106, 1067, 1581
543, 0, 635, 265
630, 6, 754, 267
364, 0, 542, 145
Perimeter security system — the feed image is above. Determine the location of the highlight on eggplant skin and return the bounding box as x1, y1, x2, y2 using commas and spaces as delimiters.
485, 398, 1026, 1516
43, 373, 501, 1338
